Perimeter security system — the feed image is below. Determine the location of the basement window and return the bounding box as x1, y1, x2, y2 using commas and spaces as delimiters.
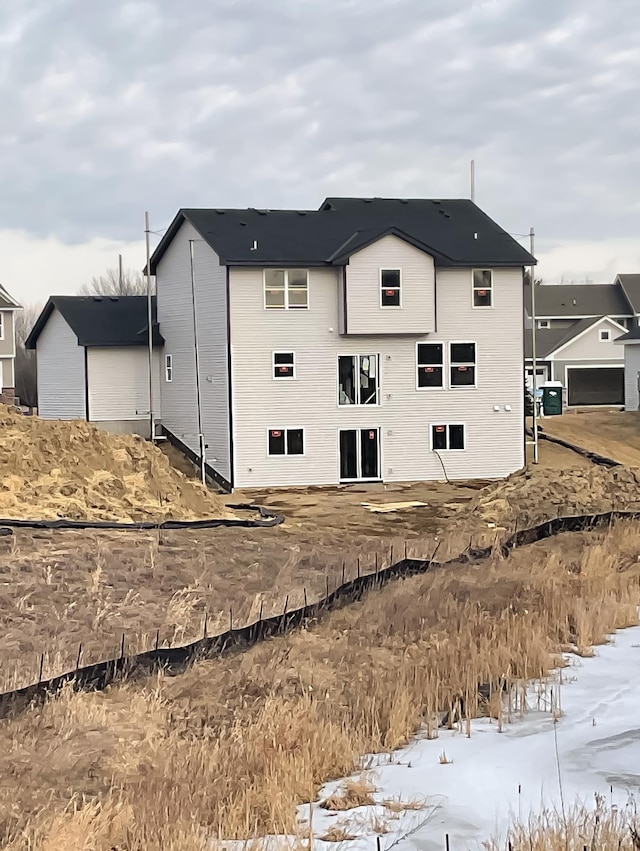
431, 424, 465, 451
472, 270, 493, 307
273, 352, 295, 379
380, 269, 401, 307
164, 354, 173, 382
268, 428, 304, 456
416, 343, 444, 389
449, 342, 476, 388
338, 355, 379, 405
264, 269, 309, 309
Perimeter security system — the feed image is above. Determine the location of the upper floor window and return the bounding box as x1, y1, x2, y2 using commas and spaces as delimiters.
538, 319, 550, 329
472, 270, 493, 308
380, 269, 401, 307
273, 351, 295, 379
338, 354, 379, 405
450, 342, 477, 387
164, 354, 173, 382
416, 343, 444, 389
264, 269, 309, 309
599, 329, 611, 342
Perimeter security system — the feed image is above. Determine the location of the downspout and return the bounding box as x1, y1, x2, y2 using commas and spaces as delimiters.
189, 239, 206, 484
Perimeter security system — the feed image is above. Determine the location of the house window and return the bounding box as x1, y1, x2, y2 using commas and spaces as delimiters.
537, 319, 550, 329
380, 269, 401, 307
273, 352, 295, 379
472, 270, 493, 308
264, 269, 309, 309
165, 355, 173, 382
431, 424, 465, 451
416, 343, 444, 389
599, 329, 611, 342
338, 355, 379, 405
268, 428, 304, 456
449, 342, 476, 387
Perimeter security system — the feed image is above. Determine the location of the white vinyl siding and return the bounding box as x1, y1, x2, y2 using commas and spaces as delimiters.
35, 308, 86, 420
623, 345, 640, 411
86, 348, 162, 425
343, 235, 435, 335
229, 266, 524, 487
155, 221, 232, 483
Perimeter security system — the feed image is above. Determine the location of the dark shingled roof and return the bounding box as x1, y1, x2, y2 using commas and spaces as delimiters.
525, 282, 633, 318
25, 296, 163, 350
614, 325, 640, 344
149, 197, 536, 273
524, 317, 601, 359
616, 274, 640, 314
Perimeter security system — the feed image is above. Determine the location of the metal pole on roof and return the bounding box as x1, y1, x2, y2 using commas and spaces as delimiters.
470, 160, 475, 202
530, 226, 539, 464
145, 212, 155, 442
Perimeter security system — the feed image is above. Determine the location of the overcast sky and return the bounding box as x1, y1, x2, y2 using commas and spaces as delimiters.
3, 0, 640, 305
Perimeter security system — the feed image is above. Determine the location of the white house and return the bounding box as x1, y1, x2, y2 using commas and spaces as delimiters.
148, 197, 535, 491
26, 295, 163, 436
0, 283, 21, 404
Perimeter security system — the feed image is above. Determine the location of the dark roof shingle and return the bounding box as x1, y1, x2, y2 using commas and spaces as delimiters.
616, 274, 640, 313
525, 283, 632, 318
25, 296, 163, 350
149, 197, 535, 272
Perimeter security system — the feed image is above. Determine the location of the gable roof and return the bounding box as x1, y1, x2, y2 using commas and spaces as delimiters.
148, 197, 535, 273
525, 282, 633, 318
0, 284, 21, 309
615, 274, 640, 313
25, 296, 163, 350
525, 318, 600, 359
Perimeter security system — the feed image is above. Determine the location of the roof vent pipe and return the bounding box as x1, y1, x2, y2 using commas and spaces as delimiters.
251, 240, 258, 251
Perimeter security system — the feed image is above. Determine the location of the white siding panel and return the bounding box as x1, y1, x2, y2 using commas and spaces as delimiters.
624, 345, 640, 410
156, 221, 231, 483
345, 235, 435, 335
87, 348, 162, 423
36, 308, 85, 419
229, 266, 524, 488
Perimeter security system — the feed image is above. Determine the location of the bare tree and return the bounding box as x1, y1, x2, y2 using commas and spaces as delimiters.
15, 305, 40, 412
80, 265, 152, 296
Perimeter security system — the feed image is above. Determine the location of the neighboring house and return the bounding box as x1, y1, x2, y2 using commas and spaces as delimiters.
0, 283, 21, 405
524, 280, 636, 407
25, 296, 163, 436
148, 197, 534, 490
615, 324, 640, 411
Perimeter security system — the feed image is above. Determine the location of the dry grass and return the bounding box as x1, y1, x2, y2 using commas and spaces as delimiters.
0, 522, 638, 847
320, 776, 377, 811
485, 795, 640, 850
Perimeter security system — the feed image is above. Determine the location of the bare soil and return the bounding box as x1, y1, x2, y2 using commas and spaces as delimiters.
539, 409, 640, 466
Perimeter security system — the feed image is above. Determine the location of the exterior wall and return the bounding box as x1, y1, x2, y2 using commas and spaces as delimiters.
623, 345, 640, 411
549, 319, 626, 363
344, 235, 435, 335
229, 265, 524, 488
0, 357, 14, 391
0, 310, 16, 357
35, 308, 86, 419
155, 221, 231, 484
86, 347, 162, 437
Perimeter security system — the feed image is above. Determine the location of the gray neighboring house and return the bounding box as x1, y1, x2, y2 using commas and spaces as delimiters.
524, 280, 636, 407
615, 325, 640, 411
148, 196, 535, 491
0, 284, 21, 405
26, 296, 163, 436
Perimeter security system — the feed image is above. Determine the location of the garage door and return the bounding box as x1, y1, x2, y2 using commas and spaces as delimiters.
567, 367, 624, 406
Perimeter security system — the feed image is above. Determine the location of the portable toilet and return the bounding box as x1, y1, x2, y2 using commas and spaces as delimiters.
541, 381, 563, 416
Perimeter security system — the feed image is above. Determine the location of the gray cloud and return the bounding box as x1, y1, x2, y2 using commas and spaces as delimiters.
1, 0, 639, 254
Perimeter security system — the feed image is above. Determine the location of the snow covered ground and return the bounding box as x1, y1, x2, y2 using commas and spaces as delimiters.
303, 623, 640, 851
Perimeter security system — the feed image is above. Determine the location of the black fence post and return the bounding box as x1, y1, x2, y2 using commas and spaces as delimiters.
341, 561, 345, 586
445, 834, 450, 851
303, 588, 308, 608
357, 557, 361, 578
120, 633, 126, 659
258, 599, 264, 622
375, 552, 379, 576
76, 643, 82, 672
203, 612, 208, 638
283, 595, 289, 616
38, 653, 44, 684
155, 629, 160, 651
325, 575, 329, 599
404, 540, 408, 560
229, 607, 233, 632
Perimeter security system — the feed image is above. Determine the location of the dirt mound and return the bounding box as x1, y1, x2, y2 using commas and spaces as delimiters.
468, 465, 640, 530
0, 408, 236, 522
